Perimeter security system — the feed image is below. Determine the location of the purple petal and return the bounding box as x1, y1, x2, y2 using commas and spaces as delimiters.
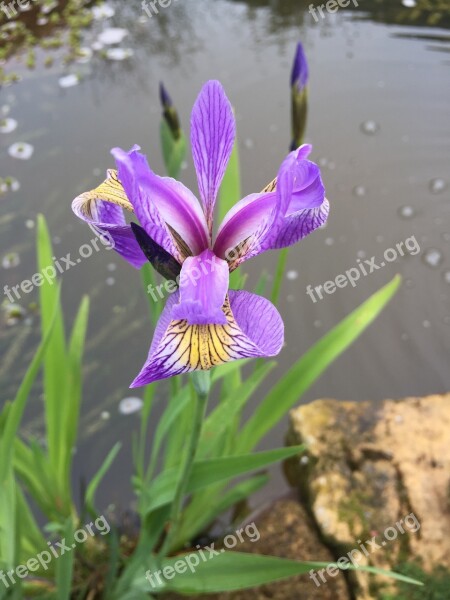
130, 292, 283, 387
214, 145, 327, 265
72, 171, 147, 269
191, 81, 235, 230
112, 146, 209, 260
291, 42, 309, 92
172, 249, 229, 325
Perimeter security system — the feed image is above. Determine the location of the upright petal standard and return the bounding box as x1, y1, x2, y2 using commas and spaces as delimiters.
72, 80, 329, 386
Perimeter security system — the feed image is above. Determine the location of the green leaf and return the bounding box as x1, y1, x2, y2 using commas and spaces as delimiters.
152, 553, 422, 594
37, 215, 67, 477
54, 517, 75, 600
174, 474, 268, 548
198, 361, 276, 458
239, 276, 402, 452
271, 248, 289, 305
85, 443, 121, 516
145, 446, 305, 513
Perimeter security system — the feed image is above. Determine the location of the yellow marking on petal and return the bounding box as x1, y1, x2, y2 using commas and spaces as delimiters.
75, 170, 134, 220
262, 177, 277, 194
156, 297, 255, 374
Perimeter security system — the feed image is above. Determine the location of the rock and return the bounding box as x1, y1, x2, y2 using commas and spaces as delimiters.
286, 394, 450, 599
167, 495, 350, 600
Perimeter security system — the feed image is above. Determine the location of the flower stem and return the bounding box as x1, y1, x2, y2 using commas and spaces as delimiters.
157, 370, 210, 558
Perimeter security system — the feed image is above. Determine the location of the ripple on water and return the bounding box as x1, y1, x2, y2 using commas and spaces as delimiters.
360, 120, 380, 135
429, 178, 447, 194
397, 205, 415, 219
422, 248, 443, 269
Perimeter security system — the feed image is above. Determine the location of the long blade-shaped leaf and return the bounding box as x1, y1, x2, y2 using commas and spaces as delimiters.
239, 276, 401, 452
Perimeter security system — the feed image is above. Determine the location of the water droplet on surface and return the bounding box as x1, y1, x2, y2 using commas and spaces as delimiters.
0, 118, 17, 133
100, 411, 111, 420
422, 248, 443, 269
429, 178, 447, 194
422, 320, 431, 328
397, 205, 415, 219
353, 185, 366, 198
25, 219, 35, 229
360, 120, 380, 135
2, 252, 20, 269
119, 397, 143, 415
59, 74, 80, 88
106, 277, 116, 286
8, 142, 34, 160
325, 237, 334, 246
286, 270, 298, 281
98, 28, 129, 46
107, 263, 117, 272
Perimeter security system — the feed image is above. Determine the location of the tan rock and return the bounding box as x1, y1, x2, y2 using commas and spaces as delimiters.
286, 394, 450, 599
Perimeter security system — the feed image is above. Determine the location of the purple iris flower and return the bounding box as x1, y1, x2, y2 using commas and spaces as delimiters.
72, 81, 329, 387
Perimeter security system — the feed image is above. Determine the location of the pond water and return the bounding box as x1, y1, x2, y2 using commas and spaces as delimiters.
1, 0, 449, 511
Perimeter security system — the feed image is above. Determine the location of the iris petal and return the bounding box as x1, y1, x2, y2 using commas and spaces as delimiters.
191, 80, 236, 231
130, 291, 284, 387
112, 146, 209, 261
71, 169, 147, 269
214, 145, 328, 269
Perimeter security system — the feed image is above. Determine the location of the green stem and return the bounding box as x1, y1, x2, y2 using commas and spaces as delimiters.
157, 370, 210, 558
271, 248, 289, 306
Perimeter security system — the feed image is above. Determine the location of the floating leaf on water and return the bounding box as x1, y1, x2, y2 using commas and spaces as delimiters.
3, 303, 26, 326
92, 3, 116, 20
8, 142, 34, 160
76, 48, 93, 64
91, 41, 104, 52
422, 248, 443, 269
0, 118, 18, 133
119, 397, 143, 415
360, 120, 380, 135
98, 28, 129, 46
286, 270, 299, 281
429, 178, 447, 194
2, 252, 20, 269
0, 177, 20, 194
353, 185, 366, 198
105, 48, 134, 61
397, 205, 415, 219
59, 74, 80, 88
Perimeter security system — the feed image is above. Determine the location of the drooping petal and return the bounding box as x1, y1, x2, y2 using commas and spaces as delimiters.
130, 291, 284, 387
172, 249, 229, 325
72, 169, 147, 269
191, 80, 236, 230
112, 146, 209, 262
214, 145, 327, 267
